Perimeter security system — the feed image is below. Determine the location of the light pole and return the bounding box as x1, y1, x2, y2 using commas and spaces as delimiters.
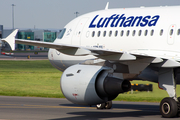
12, 4, 15, 30
74, 12, 79, 17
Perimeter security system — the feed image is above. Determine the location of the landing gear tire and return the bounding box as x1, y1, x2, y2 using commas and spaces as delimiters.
96, 101, 112, 109
178, 97, 180, 102
177, 112, 180, 117
105, 101, 112, 109
160, 97, 178, 118
96, 103, 105, 109
177, 97, 180, 117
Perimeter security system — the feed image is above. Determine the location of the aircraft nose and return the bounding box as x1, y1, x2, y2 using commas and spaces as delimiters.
48, 49, 67, 72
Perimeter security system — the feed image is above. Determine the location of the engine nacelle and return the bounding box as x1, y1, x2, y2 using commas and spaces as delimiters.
60, 64, 131, 105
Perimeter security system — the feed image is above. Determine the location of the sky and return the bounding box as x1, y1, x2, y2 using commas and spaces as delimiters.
1, 0, 180, 30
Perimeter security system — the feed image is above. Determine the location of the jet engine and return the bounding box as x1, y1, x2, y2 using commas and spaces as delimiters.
60, 64, 131, 105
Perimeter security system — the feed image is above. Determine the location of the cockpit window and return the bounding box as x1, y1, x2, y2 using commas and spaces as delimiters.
58, 28, 66, 39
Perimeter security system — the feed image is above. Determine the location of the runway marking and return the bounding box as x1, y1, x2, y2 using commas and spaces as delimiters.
112, 108, 142, 112
0, 104, 87, 109
0, 104, 159, 113
0, 104, 143, 112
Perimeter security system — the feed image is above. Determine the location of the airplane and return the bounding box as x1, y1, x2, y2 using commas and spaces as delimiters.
2, 2, 180, 118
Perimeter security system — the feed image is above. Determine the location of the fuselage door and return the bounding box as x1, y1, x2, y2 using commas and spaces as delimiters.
167, 25, 176, 45
72, 18, 89, 45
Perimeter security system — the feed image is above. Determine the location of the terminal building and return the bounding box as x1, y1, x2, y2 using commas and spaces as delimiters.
0, 25, 61, 51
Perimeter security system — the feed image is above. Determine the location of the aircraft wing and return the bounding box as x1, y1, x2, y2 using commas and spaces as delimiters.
1, 29, 78, 50
2, 29, 180, 67
1, 30, 137, 60
1, 29, 91, 56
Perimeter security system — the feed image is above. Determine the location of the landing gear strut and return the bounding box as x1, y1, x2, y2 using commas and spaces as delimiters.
159, 68, 180, 118
96, 101, 112, 109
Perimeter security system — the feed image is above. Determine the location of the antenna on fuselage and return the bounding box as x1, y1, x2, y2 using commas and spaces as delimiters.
105, 2, 109, 10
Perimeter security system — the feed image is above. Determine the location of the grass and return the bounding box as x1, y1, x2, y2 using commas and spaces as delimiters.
116, 80, 180, 102
0, 60, 179, 102
0, 60, 63, 98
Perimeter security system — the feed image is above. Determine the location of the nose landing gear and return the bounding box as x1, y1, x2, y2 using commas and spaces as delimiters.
96, 101, 112, 109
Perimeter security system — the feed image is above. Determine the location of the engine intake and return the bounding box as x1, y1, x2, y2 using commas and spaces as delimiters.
60, 64, 131, 105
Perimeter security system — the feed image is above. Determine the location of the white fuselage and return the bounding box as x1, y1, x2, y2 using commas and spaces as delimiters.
48, 6, 180, 71
3, 5, 180, 117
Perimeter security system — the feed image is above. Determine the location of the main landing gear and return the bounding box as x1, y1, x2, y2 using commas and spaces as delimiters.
96, 101, 112, 109
159, 68, 180, 118
160, 97, 180, 118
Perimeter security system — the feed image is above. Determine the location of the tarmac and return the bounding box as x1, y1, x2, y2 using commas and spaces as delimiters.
0, 51, 48, 60
1, 96, 179, 120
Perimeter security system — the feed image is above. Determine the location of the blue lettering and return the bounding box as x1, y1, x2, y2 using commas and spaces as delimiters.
89, 15, 99, 28
131, 16, 143, 27
89, 14, 160, 28
111, 15, 119, 27
97, 18, 108, 28
140, 16, 151, 27
115, 14, 126, 27
148, 15, 160, 27
105, 14, 116, 27
123, 16, 134, 27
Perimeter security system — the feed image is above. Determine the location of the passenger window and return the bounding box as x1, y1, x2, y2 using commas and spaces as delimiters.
115, 30, 118, 37
177, 29, 180, 35
144, 30, 148, 36
132, 30, 136, 36
170, 29, 173, 35
103, 31, 106, 37
109, 31, 112, 37
138, 30, 142, 36
151, 30, 154, 36
57, 28, 66, 39
120, 30, 124, 36
97, 31, 101, 37
86, 31, 90, 37
92, 31, 95, 37
160, 29, 163, 36
126, 30, 130, 36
